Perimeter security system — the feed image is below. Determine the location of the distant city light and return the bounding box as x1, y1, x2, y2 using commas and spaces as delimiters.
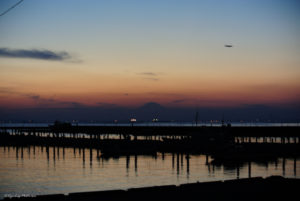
130, 118, 137, 122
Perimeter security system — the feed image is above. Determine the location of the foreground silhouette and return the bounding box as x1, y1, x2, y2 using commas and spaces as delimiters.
2, 176, 299, 201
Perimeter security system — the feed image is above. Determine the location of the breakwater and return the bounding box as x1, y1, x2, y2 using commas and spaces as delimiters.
1, 125, 300, 157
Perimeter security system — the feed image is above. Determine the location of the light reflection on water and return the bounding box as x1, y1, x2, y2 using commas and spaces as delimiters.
0, 146, 299, 199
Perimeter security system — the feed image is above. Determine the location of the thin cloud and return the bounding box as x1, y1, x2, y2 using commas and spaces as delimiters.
28, 95, 40, 100
143, 78, 159, 81
59, 101, 85, 108
26, 94, 85, 108
137, 72, 161, 81
0, 88, 85, 108
96, 102, 117, 108
0, 87, 14, 94
172, 99, 187, 104
32, 97, 86, 108
138, 72, 157, 76
0, 47, 71, 61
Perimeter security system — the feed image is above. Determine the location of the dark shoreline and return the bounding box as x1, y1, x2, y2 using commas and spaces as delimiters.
2, 176, 299, 201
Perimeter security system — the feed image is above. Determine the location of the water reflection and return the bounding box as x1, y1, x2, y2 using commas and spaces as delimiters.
294, 158, 297, 176
134, 154, 138, 174
97, 149, 100, 160
82, 148, 85, 168
126, 155, 130, 173
0, 145, 299, 199
172, 153, 175, 170
21, 146, 23, 160
282, 158, 285, 176
248, 161, 251, 178
186, 154, 190, 178
90, 148, 93, 168
176, 153, 179, 176
236, 163, 240, 179
16, 146, 18, 159
46, 146, 49, 163
57, 146, 60, 160
53, 146, 56, 167
11, 145, 297, 179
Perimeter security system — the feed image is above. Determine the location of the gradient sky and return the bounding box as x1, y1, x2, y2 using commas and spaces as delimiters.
0, 0, 300, 109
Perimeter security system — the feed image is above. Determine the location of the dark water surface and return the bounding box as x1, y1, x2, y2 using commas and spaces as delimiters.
1, 122, 299, 127
0, 146, 299, 199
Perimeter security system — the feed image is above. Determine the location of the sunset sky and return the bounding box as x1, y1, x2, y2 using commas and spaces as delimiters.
1, 0, 300, 111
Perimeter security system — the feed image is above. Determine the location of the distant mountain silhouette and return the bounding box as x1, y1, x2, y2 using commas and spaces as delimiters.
0, 102, 299, 122
130, 102, 166, 120
138, 102, 164, 110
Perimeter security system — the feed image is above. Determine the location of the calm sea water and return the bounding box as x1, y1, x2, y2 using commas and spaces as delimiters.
0, 146, 299, 199
0, 122, 299, 127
